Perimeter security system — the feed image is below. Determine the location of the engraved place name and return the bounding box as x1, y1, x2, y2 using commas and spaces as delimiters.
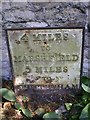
15, 84, 79, 92
14, 54, 79, 63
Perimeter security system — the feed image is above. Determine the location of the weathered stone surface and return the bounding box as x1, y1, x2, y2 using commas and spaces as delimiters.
2, 68, 12, 80
3, 10, 35, 22
88, 22, 90, 32
2, 2, 11, 10
1, 2, 90, 80
2, 49, 9, 62
34, 3, 86, 27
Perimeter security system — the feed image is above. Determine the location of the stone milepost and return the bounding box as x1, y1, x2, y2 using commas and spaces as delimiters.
7, 28, 83, 89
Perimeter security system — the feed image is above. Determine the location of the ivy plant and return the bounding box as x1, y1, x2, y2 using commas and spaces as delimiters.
0, 88, 32, 118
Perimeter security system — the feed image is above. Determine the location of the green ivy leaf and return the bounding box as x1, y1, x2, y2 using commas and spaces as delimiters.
22, 96, 28, 101
14, 102, 22, 110
35, 108, 45, 116
82, 94, 89, 104
82, 83, 90, 93
70, 114, 79, 120
0, 88, 16, 101
65, 103, 72, 111
79, 103, 90, 120
21, 108, 32, 118
74, 103, 83, 108
81, 77, 90, 86
43, 112, 61, 120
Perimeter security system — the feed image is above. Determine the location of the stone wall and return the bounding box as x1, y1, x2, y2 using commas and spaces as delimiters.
1, 1, 90, 80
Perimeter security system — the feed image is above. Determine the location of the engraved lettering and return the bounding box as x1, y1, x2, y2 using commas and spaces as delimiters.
14, 56, 22, 62
56, 67, 62, 73
63, 66, 68, 73
49, 67, 55, 73
63, 32, 68, 40
33, 34, 40, 40
35, 67, 42, 73
48, 34, 54, 42
55, 33, 62, 42
72, 55, 79, 61
20, 34, 28, 42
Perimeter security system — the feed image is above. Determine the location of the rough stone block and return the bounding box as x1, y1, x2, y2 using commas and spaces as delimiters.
4, 10, 35, 22
1, 1, 90, 79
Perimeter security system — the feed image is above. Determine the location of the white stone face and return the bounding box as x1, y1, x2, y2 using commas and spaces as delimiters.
7, 28, 83, 88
